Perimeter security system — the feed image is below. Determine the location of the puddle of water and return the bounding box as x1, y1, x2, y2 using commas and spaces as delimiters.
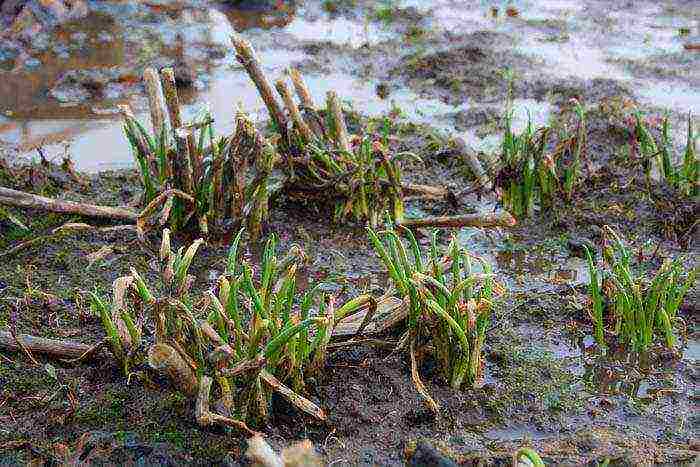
636, 82, 700, 115
282, 16, 393, 48
1, 0, 699, 171
682, 336, 699, 362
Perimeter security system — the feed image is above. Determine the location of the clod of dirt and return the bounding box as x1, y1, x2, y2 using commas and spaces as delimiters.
58, 431, 192, 465
0, 0, 88, 40
394, 31, 526, 104
225, 0, 288, 11
407, 440, 458, 467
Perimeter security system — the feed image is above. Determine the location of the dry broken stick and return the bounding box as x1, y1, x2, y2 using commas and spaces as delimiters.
289, 67, 315, 110
398, 211, 516, 229
260, 370, 327, 422
275, 78, 314, 142
143, 67, 167, 135
326, 91, 351, 153
453, 136, 491, 192
0, 331, 96, 360
332, 296, 406, 338
401, 182, 450, 200
288, 67, 324, 137
0, 187, 138, 222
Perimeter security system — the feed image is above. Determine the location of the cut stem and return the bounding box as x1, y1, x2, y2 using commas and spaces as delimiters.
231, 33, 288, 133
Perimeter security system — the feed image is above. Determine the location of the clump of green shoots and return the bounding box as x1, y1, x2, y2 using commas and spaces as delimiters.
367, 224, 502, 411
290, 117, 409, 227
229, 34, 411, 228
630, 111, 698, 196
122, 67, 274, 240
92, 228, 373, 426
90, 228, 204, 377
585, 226, 697, 352
497, 99, 587, 217
90, 276, 145, 377
273, 72, 409, 227
210, 231, 373, 423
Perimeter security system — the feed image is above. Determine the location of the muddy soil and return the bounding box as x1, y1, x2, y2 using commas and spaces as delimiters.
1, 0, 699, 465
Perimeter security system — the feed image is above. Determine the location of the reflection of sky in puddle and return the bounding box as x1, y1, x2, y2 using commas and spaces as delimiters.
637, 82, 700, 115
682, 338, 699, 362
282, 16, 393, 48
455, 225, 590, 292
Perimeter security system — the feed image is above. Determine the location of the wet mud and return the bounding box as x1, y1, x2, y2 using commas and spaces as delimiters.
1, 0, 699, 465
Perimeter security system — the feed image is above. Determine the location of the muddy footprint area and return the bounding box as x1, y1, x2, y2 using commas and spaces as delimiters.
1, 0, 699, 465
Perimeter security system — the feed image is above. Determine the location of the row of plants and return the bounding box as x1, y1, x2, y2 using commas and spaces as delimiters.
90, 219, 694, 428
124, 37, 416, 240
494, 99, 697, 218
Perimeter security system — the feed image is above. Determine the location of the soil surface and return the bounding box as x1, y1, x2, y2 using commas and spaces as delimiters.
1, 0, 699, 465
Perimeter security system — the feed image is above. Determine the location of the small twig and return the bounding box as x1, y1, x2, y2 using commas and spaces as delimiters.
219, 355, 266, 378
0, 187, 137, 222
61, 339, 109, 364
410, 336, 439, 415
0, 331, 93, 360
355, 296, 378, 338
398, 211, 516, 229
10, 329, 39, 366
196, 375, 258, 436
260, 370, 327, 421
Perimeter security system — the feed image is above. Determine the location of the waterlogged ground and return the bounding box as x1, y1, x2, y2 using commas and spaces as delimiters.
0, 0, 699, 465
1, 0, 698, 168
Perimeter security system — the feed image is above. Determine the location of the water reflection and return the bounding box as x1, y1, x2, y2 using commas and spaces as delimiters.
0, 0, 295, 165
0, 12, 126, 118
0, 0, 698, 171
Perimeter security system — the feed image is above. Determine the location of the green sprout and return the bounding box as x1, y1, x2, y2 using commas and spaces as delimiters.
585, 226, 697, 352
368, 224, 503, 398
497, 100, 586, 217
